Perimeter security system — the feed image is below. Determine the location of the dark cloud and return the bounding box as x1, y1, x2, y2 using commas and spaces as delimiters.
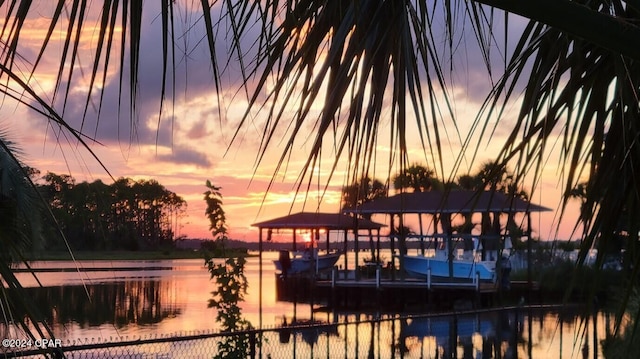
156, 145, 212, 167
22, 4, 533, 183
26, 2, 240, 149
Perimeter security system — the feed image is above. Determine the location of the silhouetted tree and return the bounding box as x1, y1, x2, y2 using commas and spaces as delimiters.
393, 164, 436, 193
203, 180, 253, 358
39, 173, 186, 250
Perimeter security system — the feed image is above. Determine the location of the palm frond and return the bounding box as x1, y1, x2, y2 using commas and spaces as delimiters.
0, 130, 59, 350
474, 0, 640, 327
476, 0, 640, 61
229, 1, 488, 196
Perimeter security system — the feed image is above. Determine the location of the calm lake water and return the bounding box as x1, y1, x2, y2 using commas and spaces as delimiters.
3, 251, 620, 358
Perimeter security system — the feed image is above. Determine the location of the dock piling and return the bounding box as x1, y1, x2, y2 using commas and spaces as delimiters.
331, 267, 336, 289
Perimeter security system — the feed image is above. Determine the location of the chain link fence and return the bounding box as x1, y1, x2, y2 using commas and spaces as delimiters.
3, 307, 556, 359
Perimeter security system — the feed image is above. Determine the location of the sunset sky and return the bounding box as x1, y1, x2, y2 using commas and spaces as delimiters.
1, 2, 581, 242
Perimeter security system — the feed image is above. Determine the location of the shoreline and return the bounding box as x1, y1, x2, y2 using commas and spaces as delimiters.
22, 249, 249, 261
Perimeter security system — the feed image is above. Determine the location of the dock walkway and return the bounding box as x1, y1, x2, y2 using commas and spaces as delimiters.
276, 270, 539, 310
316, 277, 498, 293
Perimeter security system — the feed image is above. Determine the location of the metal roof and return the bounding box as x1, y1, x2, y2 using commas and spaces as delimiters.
343, 190, 551, 215
251, 212, 385, 230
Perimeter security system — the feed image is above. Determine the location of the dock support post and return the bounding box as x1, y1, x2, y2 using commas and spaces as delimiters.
475, 272, 480, 291
426, 268, 433, 309
331, 267, 337, 307
475, 272, 481, 308
375, 266, 382, 308
332, 267, 336, 288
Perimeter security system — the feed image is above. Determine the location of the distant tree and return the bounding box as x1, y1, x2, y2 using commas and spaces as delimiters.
453, 174, 482, 237
39, 174, 185, 250
22, 166, 41, 181
456, 174, 481, 191
453, 162, 529, 254
475, 161, 510, 192
340, 176, 387, 262
472, 162, 528, 231
131, 179, 185, 249
393, 164, 435, 193
40, 172, 77, 248
341, 176, 387, 217
393, 164, 437, 256
111, 177, 138, 250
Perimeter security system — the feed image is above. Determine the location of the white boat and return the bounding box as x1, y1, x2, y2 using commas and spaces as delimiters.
274, 249, 342, 275
401, 253, 496, 281
401, 237, 508, 282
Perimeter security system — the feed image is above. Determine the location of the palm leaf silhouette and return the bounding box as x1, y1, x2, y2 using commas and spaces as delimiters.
0, 0, 638, 346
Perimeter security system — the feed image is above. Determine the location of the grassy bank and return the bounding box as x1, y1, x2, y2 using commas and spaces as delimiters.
510, 260, 623, 305
23, 249, 248, 261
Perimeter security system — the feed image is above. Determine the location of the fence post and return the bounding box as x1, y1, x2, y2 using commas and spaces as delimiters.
249, 332, 256, 359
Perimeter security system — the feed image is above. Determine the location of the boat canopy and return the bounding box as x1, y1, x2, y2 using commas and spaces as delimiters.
343, 190, 551, 215
252, 212, 384, 231
253, 212, 385, 268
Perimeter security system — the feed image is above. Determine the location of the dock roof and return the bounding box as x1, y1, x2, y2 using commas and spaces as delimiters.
252, 212, 384, 230
343, 190, 551, 215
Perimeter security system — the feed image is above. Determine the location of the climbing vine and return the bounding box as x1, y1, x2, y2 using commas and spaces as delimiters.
203, 180, 254, 359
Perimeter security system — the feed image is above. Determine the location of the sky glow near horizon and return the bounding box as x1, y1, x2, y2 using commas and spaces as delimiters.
0, 2, 582, 242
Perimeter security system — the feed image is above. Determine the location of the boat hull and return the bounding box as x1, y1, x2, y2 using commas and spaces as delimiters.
402, 255, 495, 281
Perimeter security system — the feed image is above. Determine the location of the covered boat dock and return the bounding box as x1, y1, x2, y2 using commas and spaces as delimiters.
343, 189, 551, 271
253, 212, 390, 307
252, 212, 385, 275
337, 189, 550, 308
253, 190, 550, 310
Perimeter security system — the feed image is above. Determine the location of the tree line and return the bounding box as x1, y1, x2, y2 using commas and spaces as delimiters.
35, 171, 186, 251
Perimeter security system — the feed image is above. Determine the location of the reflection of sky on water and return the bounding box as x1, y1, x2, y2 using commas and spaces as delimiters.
5, 253, 617, 357
10, 253, 305, 341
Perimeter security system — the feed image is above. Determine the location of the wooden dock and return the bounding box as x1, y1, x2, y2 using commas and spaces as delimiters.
274, 270, 540, 311
316, 276, 498, 293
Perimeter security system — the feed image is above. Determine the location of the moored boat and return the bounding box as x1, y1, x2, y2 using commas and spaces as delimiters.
274, 249, 342, 275
401, 253, 496, 281
253, 212, 383, 278
343, 190, 551, 285
400, 236, 510, 282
